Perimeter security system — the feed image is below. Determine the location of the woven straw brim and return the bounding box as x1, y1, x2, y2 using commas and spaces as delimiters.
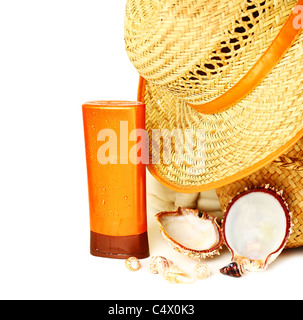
216, 138, 303, 249
126, 0, 297, 104
140, 32, 303, 192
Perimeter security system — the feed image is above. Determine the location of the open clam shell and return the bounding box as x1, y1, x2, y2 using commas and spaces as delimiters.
155, 207, 223, 260
221, 186, 292, 277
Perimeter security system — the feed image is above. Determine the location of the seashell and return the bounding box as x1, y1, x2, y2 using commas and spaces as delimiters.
161, 265, 194, 284
125, 257, 141, 272
194, 263, 210, 280
221, 187, 292, 276
220, 262, 245, 278
155, 207, 224, 260
148, 256, 173, 274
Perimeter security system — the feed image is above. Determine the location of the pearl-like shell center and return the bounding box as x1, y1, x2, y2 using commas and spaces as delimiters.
160, 214, 219, 251
225, 192, 287, 260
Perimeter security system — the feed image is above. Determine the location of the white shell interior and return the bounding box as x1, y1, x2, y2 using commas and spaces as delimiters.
225, 192, 287, 261
160, 214, 219, 251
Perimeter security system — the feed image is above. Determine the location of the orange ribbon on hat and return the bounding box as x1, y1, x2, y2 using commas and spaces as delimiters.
185, 0, 303, 115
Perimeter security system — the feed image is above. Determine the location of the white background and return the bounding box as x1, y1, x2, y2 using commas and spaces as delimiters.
0, 0, 302, 300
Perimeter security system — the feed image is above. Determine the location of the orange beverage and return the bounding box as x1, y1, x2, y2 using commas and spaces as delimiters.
83, 101, 149, 259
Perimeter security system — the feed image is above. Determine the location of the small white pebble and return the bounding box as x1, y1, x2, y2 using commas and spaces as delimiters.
125, 257, 141, 272
195, 263, 210, 280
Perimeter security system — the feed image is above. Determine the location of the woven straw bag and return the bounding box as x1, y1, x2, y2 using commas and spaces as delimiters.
216, 138, 303, 248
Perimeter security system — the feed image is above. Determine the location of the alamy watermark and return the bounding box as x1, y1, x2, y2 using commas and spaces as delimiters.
96, 121, 206, 175
293, 5, 303, 29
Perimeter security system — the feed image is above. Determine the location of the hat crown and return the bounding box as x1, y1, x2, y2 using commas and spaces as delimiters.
125, 0, 297, 105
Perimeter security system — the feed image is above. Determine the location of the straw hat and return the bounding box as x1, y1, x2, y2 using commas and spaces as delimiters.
125, 0, 303, 192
